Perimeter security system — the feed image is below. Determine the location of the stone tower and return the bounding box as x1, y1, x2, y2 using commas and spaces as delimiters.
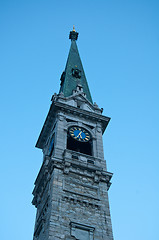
32, 28, 114, 240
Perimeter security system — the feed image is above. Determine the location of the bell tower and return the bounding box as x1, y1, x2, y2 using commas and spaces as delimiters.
32, 28, 114, 240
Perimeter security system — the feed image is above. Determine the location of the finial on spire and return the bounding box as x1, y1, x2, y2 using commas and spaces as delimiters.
73, 25, 76, 32
69, 26, 78, 41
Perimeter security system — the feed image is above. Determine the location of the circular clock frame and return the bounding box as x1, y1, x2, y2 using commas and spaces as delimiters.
68, 126, 91, 142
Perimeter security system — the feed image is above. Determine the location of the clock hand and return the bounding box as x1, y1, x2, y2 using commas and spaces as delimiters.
76, 132, 80, 138
79, 132, 83, 138
77, 131, 82, 138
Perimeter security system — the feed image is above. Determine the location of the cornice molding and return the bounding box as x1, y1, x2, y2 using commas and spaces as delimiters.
36, 100, 110, 149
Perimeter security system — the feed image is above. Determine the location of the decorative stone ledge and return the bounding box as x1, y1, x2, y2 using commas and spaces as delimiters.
62, 195, 101, 210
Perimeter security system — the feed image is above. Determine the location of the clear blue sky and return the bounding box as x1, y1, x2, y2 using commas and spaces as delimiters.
0, 0, 159, 239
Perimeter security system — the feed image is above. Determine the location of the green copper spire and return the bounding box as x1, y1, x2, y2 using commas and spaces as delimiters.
59, 28, 93, 103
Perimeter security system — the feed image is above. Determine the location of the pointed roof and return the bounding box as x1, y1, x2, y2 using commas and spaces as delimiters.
59, 28, 93, 103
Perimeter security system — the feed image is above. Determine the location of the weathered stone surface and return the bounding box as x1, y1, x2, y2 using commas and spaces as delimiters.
32, 30, 114, 240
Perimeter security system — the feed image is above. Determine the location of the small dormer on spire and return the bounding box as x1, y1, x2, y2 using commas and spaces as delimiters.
69, 26, 79, 41
72, 83, 86, 98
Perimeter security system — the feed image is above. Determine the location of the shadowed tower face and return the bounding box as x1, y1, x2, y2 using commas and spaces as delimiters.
32, 28, 114, 240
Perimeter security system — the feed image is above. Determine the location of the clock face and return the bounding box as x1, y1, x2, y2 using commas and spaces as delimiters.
69, 126, 91, 142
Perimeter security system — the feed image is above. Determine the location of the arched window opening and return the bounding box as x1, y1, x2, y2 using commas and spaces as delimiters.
67, 134, 92, 156
48, 134, 55, 156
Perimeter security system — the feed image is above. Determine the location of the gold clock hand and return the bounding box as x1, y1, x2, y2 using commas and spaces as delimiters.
79, 132, 83, 138
77, 131, 82, 138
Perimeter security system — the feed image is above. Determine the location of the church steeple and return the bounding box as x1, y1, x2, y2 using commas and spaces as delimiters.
59, 28, 93, 103
32, 29, 114, 240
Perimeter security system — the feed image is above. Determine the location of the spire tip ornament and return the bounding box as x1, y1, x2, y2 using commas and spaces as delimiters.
73, 25, 76, 32
69, 26, 78, 41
